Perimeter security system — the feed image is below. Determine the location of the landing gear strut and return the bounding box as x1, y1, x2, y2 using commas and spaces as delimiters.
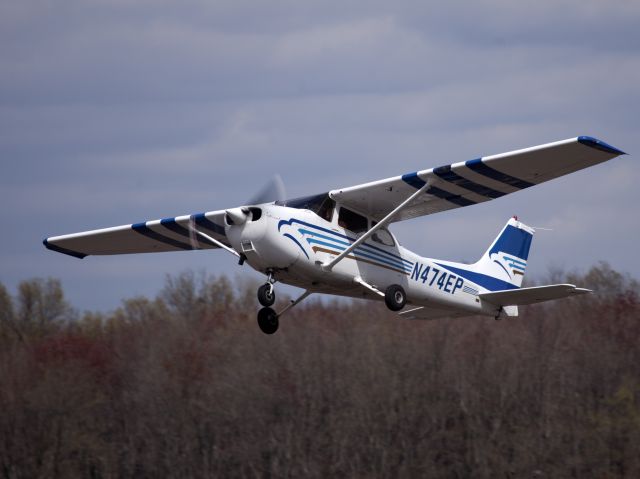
257, 270, 276, 307
255, 290, 312, 335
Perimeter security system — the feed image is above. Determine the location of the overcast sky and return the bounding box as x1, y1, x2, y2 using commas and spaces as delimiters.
1, 0, 638, 311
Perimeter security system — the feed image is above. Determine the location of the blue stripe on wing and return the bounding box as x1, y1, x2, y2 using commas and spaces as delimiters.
465, 158, 534, 189
433, 164, 506, 199
401, 172, 476, 207
131, 223, 193, 250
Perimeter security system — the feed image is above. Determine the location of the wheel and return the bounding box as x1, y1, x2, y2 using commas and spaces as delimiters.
384, 284, 406, 311
257, 307, 279, 334
257, 283, 275, 307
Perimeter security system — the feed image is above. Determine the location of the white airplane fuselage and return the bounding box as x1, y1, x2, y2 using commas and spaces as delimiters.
225, 203, 494, 317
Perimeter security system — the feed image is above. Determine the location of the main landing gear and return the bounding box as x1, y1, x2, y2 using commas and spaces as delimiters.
384, 284, 407, 311
353, 276, 407, 312
256, 270, 312, 334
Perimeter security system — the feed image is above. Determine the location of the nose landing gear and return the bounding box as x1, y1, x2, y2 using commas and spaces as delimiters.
255, 277, 312, 334
257, 270, 276, 307
257, 283, 275, 307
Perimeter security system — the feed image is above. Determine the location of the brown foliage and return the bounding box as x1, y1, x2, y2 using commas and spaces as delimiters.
0, 265, 639, 478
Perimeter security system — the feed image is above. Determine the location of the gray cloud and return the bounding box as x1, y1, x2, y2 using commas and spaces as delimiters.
1, 0, 638, 310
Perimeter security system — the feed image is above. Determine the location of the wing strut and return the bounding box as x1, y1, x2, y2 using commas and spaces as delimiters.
192, 228, 240, 258
276, 290, 313, 318
353, 276, 384, 297
323, 180, 430, 271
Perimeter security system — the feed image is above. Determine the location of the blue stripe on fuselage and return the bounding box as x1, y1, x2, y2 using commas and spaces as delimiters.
435, 262, 517, 292
297, 228, 412, 270
306, 238, 412, 272
278, 218, 412, 267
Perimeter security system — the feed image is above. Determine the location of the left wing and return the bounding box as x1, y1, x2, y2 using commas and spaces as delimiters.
330, 136, 625, 222
44, 210, 227, 259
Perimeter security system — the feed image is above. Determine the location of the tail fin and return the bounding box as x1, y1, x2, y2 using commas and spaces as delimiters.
472, 217, 534, 289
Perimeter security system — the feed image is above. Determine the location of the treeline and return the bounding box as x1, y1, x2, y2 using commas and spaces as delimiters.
0, 263, 639, 478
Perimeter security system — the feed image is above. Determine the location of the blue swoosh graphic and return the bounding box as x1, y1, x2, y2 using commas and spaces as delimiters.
279, 218, 413, 267
283, 233, 309, 259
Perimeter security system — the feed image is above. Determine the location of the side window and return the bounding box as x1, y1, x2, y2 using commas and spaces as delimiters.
372, 228, 395, 247
338, 207, 368, 234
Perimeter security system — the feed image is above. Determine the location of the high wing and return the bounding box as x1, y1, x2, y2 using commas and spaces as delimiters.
330, 136, 625, 222
44, 210, 228, 259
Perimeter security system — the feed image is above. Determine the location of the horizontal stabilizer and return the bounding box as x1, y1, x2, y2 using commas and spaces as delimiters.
398, 306, 473, 321
479, 284, 591, 307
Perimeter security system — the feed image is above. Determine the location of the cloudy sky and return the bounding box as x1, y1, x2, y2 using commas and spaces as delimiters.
1, 0, 638, 311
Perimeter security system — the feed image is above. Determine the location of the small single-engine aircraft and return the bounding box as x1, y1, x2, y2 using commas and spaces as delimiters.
44, 136, 626, 334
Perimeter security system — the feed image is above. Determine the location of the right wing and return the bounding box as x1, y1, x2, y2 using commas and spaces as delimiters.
330, 136, 625, 222
44, 210, 228, 259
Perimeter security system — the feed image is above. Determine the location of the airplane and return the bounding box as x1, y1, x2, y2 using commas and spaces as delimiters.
44, 136, 626, 334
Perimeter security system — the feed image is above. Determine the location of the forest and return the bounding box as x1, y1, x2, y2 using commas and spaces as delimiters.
0, 262, 639, 478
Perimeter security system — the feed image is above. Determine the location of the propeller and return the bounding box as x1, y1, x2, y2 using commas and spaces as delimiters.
225, 174, 287, 226
247, 174, 286, 206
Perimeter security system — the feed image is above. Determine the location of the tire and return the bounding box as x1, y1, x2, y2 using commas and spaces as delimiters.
257, 283, 275, 307
257, 307, 279, 334
384, 284, 406, 311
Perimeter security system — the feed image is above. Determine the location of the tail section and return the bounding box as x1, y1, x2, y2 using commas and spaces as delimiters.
472, 216, 534, 289
433, 217, 590, 319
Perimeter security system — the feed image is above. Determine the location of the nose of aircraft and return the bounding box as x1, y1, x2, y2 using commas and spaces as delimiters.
225, 206, 300, 270
224, 207, 250, 226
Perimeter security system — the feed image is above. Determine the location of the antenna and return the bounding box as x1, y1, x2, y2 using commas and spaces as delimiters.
531, 226, 554, 231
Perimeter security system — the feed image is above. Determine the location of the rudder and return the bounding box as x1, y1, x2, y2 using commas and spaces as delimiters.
472, 217, 534, 288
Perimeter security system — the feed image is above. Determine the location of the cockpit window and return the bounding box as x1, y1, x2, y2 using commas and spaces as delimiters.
277, 193, 335, 222
338, 207, 368, 234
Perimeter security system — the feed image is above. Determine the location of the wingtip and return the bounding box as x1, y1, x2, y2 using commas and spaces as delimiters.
573, 287, 592, 295
43, 238, 87, 259
577, 136, 626, 156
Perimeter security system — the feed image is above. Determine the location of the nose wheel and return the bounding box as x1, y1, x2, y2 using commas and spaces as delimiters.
255, 287, 313, 335
257, 283, 275, 307
257, 270, 277, 307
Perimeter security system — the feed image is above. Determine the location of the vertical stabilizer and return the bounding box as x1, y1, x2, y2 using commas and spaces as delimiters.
472, 217, 535, 289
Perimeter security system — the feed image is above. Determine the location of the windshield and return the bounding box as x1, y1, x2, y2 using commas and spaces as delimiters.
278, 193, 335, 222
